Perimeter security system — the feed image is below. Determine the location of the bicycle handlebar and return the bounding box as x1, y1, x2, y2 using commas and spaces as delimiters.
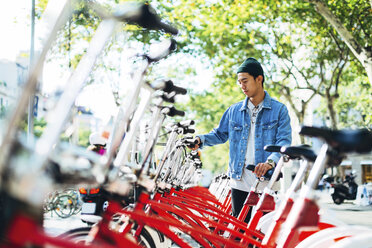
164, 106, 185, 117
264, 145, 281, 153
161, 93, 175, 103
164, 80, 187, 95
147, 39, 177, 62
184, 128, 195, 134
112, 2, 178, 35
184, 138, 199, 148
179, 120, 195, 127
246, 164, 282, 181
151, 79, 187, 96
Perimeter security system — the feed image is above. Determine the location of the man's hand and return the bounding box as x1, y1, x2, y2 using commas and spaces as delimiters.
254, 162, 273, 178
188, 137, 201, 150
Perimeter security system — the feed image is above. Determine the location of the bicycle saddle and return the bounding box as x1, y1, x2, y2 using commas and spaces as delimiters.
300, 126, 372, 154
280, 145, 317, 162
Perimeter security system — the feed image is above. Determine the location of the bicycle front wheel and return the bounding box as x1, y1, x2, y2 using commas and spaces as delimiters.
53, 194, 74, 218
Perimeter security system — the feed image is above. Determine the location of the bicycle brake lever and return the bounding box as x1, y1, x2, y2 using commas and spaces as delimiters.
160, 92, 175, 103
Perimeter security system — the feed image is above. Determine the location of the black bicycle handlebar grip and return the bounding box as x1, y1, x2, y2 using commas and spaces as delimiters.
300, 126, 328, 138
246, 164, 282, 181
194, 160, 202, 168
170, 84, 187, 95
166, 106, 185, 117
246, 164, 256, 171
221, 174, 229, 179
189, 150, 200, 159
179, 120, 195, 127
163, 80, 187, 95
190, 150, 199, 156
184, 138, 198, 145
157, 21, 179, 35
113, 3, 178, 35
184, 128, 195, 134
264, 145, 282, 153
185, 138, 199, 149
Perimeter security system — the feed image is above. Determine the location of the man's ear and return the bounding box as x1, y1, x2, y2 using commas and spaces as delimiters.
256, 75, 263, 85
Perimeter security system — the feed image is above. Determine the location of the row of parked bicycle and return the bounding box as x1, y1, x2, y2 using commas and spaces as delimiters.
0, 1, 371, 248
43, 188, 82, 218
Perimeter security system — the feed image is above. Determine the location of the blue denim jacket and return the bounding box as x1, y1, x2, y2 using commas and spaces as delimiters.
198, 91, 292, 180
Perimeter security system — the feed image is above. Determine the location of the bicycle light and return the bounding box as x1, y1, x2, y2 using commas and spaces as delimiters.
79, 188, 87, 195
89, 188, 100, 194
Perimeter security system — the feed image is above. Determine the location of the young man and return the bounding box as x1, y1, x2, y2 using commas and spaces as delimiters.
192, 58, 292, 222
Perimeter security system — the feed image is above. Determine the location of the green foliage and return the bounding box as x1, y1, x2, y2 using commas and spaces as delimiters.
78, 127, 91, 147
34, 0, 371, 174
315, 62, 372, 129
33, 117, 47, 137
156, 0, 371, 171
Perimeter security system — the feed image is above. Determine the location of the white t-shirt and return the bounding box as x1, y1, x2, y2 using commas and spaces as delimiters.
229, 100, 262, 192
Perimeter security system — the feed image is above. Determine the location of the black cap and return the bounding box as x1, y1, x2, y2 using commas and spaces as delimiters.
237, 58, 265, 83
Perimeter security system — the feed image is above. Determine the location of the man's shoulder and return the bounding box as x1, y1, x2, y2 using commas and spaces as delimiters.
269, 96, 287, 109
228, 100, 245, 111
231, 100, 244, 108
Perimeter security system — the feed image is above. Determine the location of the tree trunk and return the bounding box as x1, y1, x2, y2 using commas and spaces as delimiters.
306, 0, 372, 84
298, 109, 306, 144
326, 91, 338, 129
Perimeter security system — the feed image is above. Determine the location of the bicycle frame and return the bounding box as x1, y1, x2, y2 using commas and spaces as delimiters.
277, 144, 332, 248
262, 158, 312, 247
245, 155, 286, 231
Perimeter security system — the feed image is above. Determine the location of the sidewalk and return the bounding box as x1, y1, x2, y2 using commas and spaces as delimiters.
317, 190, 372, 228
43, 213, 86, 237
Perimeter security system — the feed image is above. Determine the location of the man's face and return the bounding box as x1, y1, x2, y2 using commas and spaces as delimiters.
237, 72, 262, 97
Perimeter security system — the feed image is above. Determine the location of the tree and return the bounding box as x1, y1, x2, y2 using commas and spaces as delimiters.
305, 0, 372, 83
157, 0, 371, 169
32, 0, 371, 174
264, 0, 371, 128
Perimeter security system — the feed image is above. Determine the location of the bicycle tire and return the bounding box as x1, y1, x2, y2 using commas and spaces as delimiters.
66, 189, 83, 215
59, 227, 91, 244
136, 226, 156, 248
60, 225, 156, 248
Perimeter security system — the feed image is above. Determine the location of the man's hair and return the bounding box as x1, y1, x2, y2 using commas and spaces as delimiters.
237, 57, 265, 85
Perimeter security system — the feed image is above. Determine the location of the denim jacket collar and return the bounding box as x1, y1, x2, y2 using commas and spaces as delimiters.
239, 90, 272, 112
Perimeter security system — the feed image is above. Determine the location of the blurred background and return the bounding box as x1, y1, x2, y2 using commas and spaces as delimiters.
0, 0, 371, 187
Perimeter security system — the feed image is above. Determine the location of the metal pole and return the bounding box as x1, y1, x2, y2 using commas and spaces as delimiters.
28, 0, 36, 140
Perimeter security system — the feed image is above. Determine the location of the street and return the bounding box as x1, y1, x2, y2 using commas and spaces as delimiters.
317, 191, 372, 228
